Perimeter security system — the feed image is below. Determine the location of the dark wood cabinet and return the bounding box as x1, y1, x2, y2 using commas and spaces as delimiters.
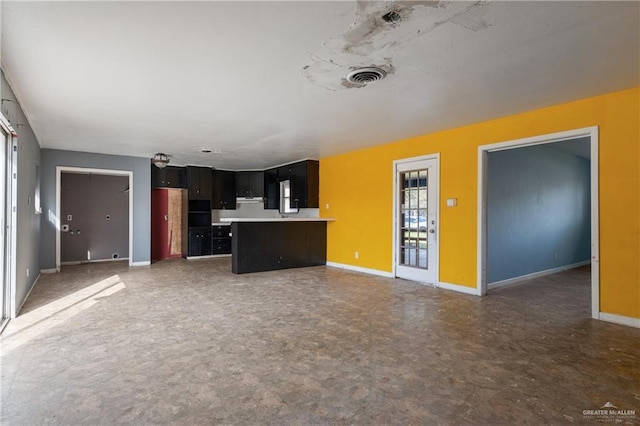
151, 165, 186, 189
263, 160, 319, 209
231, 221, 326, 274
182, 195, 212, 258
264, 168, 279, 209
236, 171, 264, 198
289, 161, 319, 209
211, 225, 231, 254
187, 227, 211, 257
212, 170, 236, 210
187, 166, 212, 200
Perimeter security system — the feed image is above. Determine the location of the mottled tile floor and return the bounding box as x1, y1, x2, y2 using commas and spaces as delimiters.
1, 260, 638, 425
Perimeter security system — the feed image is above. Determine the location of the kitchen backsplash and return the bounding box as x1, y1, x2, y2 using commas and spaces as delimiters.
212, 203, 319, 222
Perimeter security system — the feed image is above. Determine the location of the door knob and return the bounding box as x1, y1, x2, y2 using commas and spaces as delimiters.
164, 215, 168, 221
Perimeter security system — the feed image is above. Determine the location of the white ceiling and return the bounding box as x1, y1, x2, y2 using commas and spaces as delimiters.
1, 1, 638, 169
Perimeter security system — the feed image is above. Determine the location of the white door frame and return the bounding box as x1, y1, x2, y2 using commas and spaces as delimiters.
477, 126, 599, 318
56, 166, 134, 270
0, 114, 17, 324
392, 153, 440, 284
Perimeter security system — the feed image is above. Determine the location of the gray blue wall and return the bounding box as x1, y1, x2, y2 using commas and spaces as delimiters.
40, 149, 150, 269
487, 145, 591, 284
1, 71, 42, 311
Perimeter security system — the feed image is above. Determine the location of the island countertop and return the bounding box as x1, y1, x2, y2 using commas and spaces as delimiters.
220, 217, 335, 223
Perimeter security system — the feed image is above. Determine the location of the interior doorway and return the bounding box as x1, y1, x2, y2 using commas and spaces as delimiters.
393, 155, 439, 284
56, 167, 133, 270
151, 188, 184, 261
478, 127, 599, 319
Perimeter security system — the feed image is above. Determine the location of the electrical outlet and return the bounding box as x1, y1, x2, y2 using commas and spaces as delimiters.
326, 203, 330, 209
355, 251, 359, 259
26, 268, 29, 278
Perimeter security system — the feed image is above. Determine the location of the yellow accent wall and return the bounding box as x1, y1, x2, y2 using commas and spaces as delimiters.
320, 87, 639, 319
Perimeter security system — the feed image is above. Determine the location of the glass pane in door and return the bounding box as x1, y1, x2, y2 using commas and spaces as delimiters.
400, 168, 429, 269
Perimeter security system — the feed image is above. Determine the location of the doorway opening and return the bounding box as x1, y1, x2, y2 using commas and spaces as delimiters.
393, 154, 439, 285
56, 167, 133, 270
478, 127, 599, 319
151, 188, 184, 262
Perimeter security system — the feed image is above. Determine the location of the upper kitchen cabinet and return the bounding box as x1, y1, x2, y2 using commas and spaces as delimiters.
212, 169, 236, 210
264, 168, 279, 209
151, 165, 186, 189
187, 166, 212, 200
236, 171, 264, 199
288, 160, 319, 209
264, 160, 319, 209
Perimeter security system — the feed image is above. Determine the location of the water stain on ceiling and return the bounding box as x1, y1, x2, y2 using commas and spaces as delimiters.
302, 1, 490, 91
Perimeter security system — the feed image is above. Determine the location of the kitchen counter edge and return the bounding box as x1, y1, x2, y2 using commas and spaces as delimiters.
219, 217, 335, 223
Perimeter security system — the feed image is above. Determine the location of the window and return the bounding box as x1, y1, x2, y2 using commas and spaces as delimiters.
34, 162, 41, 214
279, 180, 298, 214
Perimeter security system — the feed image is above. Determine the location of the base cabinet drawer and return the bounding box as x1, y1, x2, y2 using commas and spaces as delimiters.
212, 241, 231, 254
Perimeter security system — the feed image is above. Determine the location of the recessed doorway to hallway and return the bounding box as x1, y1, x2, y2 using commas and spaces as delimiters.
478, 128, 598, 319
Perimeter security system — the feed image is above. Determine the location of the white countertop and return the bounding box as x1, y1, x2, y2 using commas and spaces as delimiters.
219, 217, 335, 223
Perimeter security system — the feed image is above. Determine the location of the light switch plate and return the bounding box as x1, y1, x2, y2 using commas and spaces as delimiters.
446, 198, 457, 207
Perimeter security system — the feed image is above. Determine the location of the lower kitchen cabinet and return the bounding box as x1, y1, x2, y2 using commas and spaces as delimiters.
187, 227, 211, 257
211, 225, 231, 255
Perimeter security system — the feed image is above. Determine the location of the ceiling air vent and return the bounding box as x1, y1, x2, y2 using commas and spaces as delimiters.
346, 67, 387, 85
382, 11, 401, 23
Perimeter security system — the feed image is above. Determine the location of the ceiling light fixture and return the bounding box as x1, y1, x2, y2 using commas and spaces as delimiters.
152, 153, 170, 168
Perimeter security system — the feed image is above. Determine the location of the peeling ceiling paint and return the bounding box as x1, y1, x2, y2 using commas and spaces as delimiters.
302, 1, 487, 91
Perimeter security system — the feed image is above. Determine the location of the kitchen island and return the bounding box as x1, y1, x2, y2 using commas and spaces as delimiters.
220, 218, 334, 274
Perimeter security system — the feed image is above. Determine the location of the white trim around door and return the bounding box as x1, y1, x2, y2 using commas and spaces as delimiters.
392, 153, 440, 285
477, 126, 600, 319
56, 166, 134, 270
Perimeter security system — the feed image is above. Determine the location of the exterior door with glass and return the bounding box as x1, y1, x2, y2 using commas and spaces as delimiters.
395, 157, 438, 284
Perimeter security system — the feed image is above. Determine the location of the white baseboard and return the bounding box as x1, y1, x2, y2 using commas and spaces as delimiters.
15, 273, 41, 317
438, 281, 480, 296
61, 257, 130, 266
599, 312, 640, 329
326, 262, 394, 278
185, 254, 231, 260
40, 268, 57, 274
488, 260, 591, 290
132, 261, 151, 266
